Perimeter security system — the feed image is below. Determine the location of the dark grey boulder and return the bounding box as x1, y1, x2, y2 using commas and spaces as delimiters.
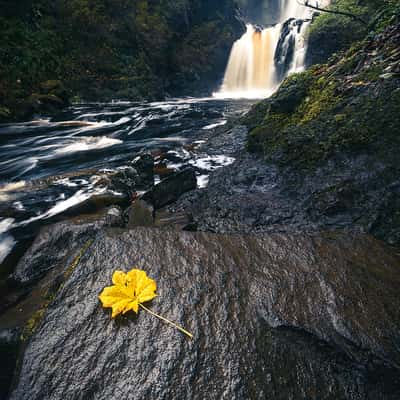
10, 207, 123, 287
142, 167, 197, 209
176, 151, 400, 247
107, 154, 155, 199
10, 229, 400, 400
132, 154, 154, 187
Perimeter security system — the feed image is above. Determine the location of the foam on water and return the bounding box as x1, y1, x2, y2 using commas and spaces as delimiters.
0, 181, 27, 201
0, 234, 16, 264
54, 136, 123, 154
16, 188, 106, 227
0, 218, 16, 263
189, 155, 235, 171
202, 121, 227, 130
197, 175, 210, 189
0, 181, 26, 192
0, 218, 15, 234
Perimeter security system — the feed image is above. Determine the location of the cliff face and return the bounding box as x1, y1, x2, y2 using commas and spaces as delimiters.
241, 11, 400, 246
235, 0, 281, 25
0, 0, 243, 121
305, 0, 394, 66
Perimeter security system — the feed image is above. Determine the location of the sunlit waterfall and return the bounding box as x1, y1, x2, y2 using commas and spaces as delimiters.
215, 0, 329, 99
216, 24, 281, 99
216, 25, 280, 98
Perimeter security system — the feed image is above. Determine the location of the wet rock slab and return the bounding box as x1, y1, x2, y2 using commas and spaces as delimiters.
177, 150, 400, 247
10, 228, 400, 399
142, 167, 197, 209
10, 207, 124, 287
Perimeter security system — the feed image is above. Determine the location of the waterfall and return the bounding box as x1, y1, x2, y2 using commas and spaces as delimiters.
215, 0, 329, 99
216, 24, 281, 99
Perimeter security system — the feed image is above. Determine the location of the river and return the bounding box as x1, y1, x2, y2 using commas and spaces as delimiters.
0, 97, 256, 274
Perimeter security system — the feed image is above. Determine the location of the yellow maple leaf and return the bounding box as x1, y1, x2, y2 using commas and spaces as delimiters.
99, 268, 193, 339
99, 269, 157, 317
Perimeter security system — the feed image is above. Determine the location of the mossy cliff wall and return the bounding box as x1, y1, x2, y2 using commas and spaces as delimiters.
244, 5, 400, 245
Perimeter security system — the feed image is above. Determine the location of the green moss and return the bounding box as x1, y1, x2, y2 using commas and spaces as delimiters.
247, 12, 400, 169
371, 0, 400, 32
21, 239, 94, 341
22, 309, 45, 340
64, 239, 93, 279
357, 65, 384, 81
247, 67, 343, 159
0, 107, 11, 119
305, 0, 394, 65
296, 80, 341, 124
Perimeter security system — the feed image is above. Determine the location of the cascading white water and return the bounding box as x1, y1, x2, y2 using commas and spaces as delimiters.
280, 0, 310, 21
215, 24, 281, 99
215, 0, 328, 99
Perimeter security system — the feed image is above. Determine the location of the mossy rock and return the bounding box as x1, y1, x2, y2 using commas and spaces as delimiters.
246, 20, 400, 168
306, 13, 366, 66
304, 0, 393, 66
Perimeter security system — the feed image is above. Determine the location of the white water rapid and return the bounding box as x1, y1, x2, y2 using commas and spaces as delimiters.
215, 0, 328, 99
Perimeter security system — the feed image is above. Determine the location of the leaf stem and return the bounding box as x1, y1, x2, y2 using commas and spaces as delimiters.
139, 304, 193, 339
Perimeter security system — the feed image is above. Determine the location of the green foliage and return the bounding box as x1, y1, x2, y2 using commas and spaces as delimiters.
0, 16, 63, 95
305, 0, 392, 65
0, 0, 241, 119
371, 0, 400, 32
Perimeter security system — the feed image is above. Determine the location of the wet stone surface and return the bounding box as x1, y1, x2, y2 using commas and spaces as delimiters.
175, 149, 400, 247
10, 227, 400, 400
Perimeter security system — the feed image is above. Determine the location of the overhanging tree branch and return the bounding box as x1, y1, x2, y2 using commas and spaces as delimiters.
297, 1, 368, 25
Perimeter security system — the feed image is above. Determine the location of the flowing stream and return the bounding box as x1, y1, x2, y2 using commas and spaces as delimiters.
0, 98, 256, 271
1, 1, 330, 274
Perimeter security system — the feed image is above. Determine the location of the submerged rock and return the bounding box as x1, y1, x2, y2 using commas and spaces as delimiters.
10, 229, 400, 399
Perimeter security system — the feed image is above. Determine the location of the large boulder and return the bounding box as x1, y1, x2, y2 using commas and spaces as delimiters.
10, 229, 400, 399
305, 12, 367, 67
125, 200, 154, 228
39, 80, 69, 104
107, 154, 155, 199
142, 168, 197, 209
